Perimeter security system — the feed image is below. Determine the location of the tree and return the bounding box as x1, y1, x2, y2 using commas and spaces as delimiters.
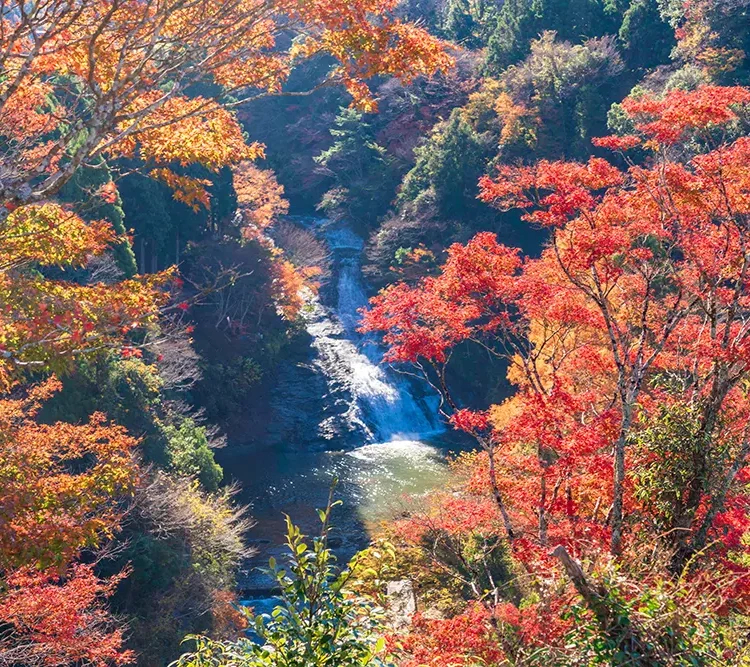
0, 564, 134, 667
663, 0, 750, 81
315, 107, 397, 229
0, 3, 451, 661
500, 32, 624, 158
0, 378, 139, 571
443, 0, 480, 47
0, 200, 171, 390
111, 472, 253, 665
485, 0, 612, 72
0, 379, 139, 664
618, 0, 675, 72
233, 163, 290, 239
362, 86, 750, 653
164, 419, 224, 492
60, 160, 139, 277
399, 108, 495, 221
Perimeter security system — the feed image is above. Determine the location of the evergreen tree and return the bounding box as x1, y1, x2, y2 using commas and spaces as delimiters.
59, 160, 139, 278
485, 0, 535, 72
619, 0, 675, 71
485, 0, 613, 72
315, 107, 398, 229
399, 109, 495, 221
443, 0, 479, 47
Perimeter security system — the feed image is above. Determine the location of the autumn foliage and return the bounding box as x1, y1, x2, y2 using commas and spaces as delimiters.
0, 0, 451, 209
0, 565, 134, 666
363, 84, 750, 659
0, 379, 139, 664
0, 0, 451, 662
0, 0, 450, 383
234, 163, 290, 238
0, 378, 139, 571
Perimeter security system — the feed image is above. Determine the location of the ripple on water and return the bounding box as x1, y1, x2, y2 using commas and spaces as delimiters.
347, 438, 442, 463
326, 438, 452, 524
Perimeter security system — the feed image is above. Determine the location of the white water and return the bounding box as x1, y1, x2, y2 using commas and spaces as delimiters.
303, 221, 442, 444
233, 219, 452, 597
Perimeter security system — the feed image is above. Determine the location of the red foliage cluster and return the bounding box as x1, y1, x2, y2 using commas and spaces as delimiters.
449, 409, 491, 434
0, 565, 134, 666
361, 233, 521, 363
365, 86, 750, 653
395, 492, 502, 540
394, 604, 506, 667
620, 86, 750, 144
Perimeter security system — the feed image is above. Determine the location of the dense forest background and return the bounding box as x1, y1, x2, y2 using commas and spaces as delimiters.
3, 0, 750, 665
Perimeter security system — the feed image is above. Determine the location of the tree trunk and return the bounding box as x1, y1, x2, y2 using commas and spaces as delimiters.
487, 443, 515, 539
553, 545, 667, 664
611, 401, 634, 554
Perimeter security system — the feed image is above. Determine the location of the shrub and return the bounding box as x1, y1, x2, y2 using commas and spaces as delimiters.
175, 489, 391, 667
164, 419, 224, 492
194, 357, 263, 423
112, 473, 253, 665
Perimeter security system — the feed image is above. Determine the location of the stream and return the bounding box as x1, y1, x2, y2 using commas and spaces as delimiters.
219, 218, 459, 601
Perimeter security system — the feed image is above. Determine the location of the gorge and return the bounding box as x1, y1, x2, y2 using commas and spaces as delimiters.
220, 218, 456, 599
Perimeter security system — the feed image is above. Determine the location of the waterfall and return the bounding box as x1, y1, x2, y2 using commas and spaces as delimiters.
300, 219, 441, 444
235, 218, 451, 599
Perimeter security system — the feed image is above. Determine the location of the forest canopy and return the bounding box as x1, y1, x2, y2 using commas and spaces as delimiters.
4, 0, 750, 665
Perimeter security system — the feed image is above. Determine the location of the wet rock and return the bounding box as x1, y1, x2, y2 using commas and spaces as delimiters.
386, 580, 417, 630
327, 536, 344, 549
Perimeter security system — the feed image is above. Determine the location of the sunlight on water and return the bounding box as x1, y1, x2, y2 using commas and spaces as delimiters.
341, 439, 451, 523
232, 220, 457, 593
348, 438, 442, 462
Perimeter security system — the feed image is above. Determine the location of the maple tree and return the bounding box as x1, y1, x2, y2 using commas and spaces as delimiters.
0, 378, 139, 571
0, 0, 451, 387
0, 2, 451, 662
362, 84, 750, 655
393, 604, 506, 667
0, 564, 134, 666
233, 162, 290, 238
0, 378, 139, 664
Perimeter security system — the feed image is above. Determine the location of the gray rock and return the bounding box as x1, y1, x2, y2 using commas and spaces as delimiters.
386, 580, 416, 630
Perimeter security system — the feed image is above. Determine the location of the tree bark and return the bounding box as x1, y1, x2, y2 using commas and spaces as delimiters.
487, 443, 515, 539
611, 400, 634, 554
552, 545, 667, 664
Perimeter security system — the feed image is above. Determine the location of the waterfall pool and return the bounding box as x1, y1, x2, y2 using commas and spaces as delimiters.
222, 431, 461, 600
219, 218, 464, 597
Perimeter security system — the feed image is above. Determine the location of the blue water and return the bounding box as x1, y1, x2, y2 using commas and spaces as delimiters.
223, 218, 456, 598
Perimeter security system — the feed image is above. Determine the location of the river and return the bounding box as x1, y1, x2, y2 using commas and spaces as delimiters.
219, 218, 460, 598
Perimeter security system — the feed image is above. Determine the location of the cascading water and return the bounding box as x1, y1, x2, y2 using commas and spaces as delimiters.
228, 218, 454, 596
305, 222, 441, 443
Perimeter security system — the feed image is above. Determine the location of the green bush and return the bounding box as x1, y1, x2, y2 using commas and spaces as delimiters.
193, 357, 263, 423
111, 473, 253, 666
164, 419, 224, 492
175, 489, 391, 667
